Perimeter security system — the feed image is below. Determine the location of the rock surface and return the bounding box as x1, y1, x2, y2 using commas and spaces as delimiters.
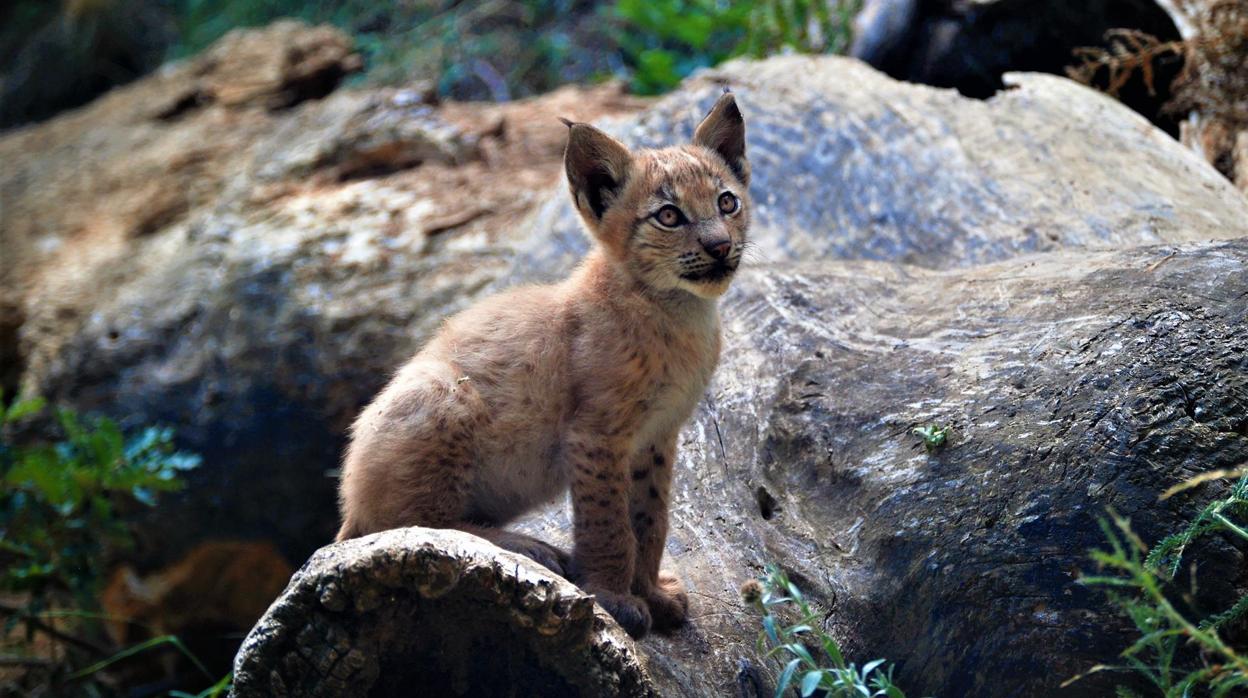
515, 58, 1245, 282
4, 25, 1248, 698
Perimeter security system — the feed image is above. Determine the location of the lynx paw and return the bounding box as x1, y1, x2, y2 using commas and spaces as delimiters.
589, 588, 652, 639
495, 534, 571, 578
645, 570, 689, 631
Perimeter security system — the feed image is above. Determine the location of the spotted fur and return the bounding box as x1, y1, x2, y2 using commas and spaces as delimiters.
336, 92, 750, 638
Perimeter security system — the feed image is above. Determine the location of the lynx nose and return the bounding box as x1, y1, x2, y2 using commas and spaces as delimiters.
703, 239, 732, 260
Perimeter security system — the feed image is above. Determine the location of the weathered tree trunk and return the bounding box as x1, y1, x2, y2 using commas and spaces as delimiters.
231, 528, 654, 697
238, 237, 1248, 697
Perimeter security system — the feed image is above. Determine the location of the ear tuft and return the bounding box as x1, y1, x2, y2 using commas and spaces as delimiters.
693, 91, 749, 186
557, 117, 574, 128
564, 124, 632, 222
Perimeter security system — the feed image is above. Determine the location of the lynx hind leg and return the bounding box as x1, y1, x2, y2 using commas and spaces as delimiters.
336, 362, 483, 540
335, 520, 361, 543
460, 526, 571, 578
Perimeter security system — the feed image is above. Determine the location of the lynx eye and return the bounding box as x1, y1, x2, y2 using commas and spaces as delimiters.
718, 191, 740, 215
653, 204, 687, 228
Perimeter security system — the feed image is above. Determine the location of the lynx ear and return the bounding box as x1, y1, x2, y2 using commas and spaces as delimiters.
563, 122, 633, 222
693, 91, 749, 186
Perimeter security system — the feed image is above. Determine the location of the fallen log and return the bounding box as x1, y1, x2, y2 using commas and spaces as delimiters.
232, 528, 655, 697
238, 239, 1248, 697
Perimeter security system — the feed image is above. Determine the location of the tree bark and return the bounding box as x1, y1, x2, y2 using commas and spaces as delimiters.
238, 239, 1248, 697
231, 528, 655, 697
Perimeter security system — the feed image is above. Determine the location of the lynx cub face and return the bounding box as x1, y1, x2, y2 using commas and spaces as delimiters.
336, 92, 750, 639
564, 93, 750, 299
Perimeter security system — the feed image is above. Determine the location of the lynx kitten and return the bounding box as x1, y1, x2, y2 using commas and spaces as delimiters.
336, 92, 750, 638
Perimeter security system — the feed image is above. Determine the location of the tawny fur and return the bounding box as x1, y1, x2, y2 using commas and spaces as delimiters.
336, 92, 750, 638
101, 541, 292, 676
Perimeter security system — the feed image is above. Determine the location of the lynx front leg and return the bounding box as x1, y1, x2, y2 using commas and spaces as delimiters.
567, 435, 652, 638
629, 434, 689, 631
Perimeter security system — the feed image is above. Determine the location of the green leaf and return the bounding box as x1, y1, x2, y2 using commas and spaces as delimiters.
8, 447, 69, 505
132, 487, 157, 507
671, 13, 716, 49
170, 671, 233, 698
1079, 574, 1141, 588
775, 658, 802, 698
763, 614, 780, 646
56, 408, 85, 446
787, 642, 817, 668
635, 48, 680, 94
786, 579, 804, 604
88, 418, 124, 470
822, 634, 846, 667
799, 670, 824, 696
69, 635, 212, 681
4, 396, 46, 423
1212, 672, 1248, 698
1201, 591, 1248, 632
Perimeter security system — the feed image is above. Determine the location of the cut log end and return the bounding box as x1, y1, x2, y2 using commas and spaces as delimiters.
230, 528, 658, 697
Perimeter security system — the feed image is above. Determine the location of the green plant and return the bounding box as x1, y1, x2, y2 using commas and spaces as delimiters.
614, 0, 861, 95
1, 396, 201, 608
911, 424, 951, 452
1066, 0, 1248, 184
165, 0, 607, 100
1070, 468, 1248, 696
737, 0, 860, 57
171, 672, 233, 698
0, 392, 202, 693
743, 564, 910, 698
